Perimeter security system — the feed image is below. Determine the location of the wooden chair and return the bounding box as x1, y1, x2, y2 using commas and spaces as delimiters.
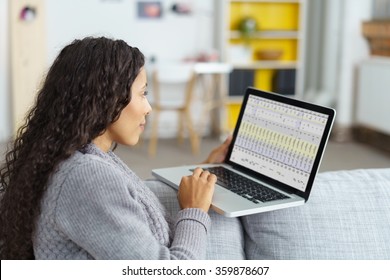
148, 63, 199, 156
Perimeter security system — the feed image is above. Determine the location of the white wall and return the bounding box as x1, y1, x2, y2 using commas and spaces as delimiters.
46, 0, 214, 65
304, 0, 372, 135
336, 0, 372, 129
0, 0, 11, 142
357, 58, 390, 134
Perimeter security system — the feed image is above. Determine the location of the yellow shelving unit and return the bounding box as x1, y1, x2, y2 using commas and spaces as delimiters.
220, 0, 307, 130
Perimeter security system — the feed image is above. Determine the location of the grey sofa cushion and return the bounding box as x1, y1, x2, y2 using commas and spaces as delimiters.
241, 168, 390, 260
145, 179, 245, 260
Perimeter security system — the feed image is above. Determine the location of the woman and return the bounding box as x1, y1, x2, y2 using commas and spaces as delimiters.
0, 37, 231, 259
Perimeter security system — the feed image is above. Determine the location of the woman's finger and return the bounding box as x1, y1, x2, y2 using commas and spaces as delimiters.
199, 170, 211, 179
207, 173, 217, 184
192, 167, 203, 177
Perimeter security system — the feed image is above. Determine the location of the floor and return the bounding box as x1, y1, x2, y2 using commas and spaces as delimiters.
1, 137, 390, 180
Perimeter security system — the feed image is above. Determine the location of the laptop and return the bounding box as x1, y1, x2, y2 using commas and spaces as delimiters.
152, 87, 336, 217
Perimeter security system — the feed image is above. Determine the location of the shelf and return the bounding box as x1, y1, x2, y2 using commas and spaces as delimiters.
230, 30, 301, 39
230, 0, 301, 3
230, 60, 298, 69
221, 0, 307, 128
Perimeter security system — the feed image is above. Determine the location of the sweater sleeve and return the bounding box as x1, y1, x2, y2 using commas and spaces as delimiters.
54, 159, 210, 260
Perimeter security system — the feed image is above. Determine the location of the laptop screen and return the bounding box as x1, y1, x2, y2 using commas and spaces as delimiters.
229, 91, 331, 192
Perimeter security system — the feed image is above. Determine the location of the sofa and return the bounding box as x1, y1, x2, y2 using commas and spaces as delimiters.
145, 168, 390, 260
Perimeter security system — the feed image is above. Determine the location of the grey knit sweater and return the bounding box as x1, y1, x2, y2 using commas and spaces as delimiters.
33, 143, 211, 259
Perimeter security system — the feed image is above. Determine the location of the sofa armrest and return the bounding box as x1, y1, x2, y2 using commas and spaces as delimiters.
241, 168, 390, 260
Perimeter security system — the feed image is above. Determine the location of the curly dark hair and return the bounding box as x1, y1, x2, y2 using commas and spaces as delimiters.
0, 37, 145, 259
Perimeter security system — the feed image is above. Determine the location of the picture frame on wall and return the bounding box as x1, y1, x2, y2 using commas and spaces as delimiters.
137, 1, 162, 19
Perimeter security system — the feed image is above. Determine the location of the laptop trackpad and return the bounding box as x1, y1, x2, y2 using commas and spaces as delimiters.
213, 187, 249, 205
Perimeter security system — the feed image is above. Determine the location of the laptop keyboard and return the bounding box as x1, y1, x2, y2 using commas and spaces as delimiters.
204, 167, 289, 204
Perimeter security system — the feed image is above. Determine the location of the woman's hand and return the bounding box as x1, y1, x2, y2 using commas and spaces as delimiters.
178, 167, 217, 213
203, 135, 232, 164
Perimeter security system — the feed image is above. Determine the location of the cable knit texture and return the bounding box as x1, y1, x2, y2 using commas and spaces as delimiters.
33, 143, 210, 259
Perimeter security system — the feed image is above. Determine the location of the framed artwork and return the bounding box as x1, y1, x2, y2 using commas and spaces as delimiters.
137, 1, 162, 19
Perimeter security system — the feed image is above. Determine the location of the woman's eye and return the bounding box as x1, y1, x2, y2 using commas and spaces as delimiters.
143, 90, 148, 97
